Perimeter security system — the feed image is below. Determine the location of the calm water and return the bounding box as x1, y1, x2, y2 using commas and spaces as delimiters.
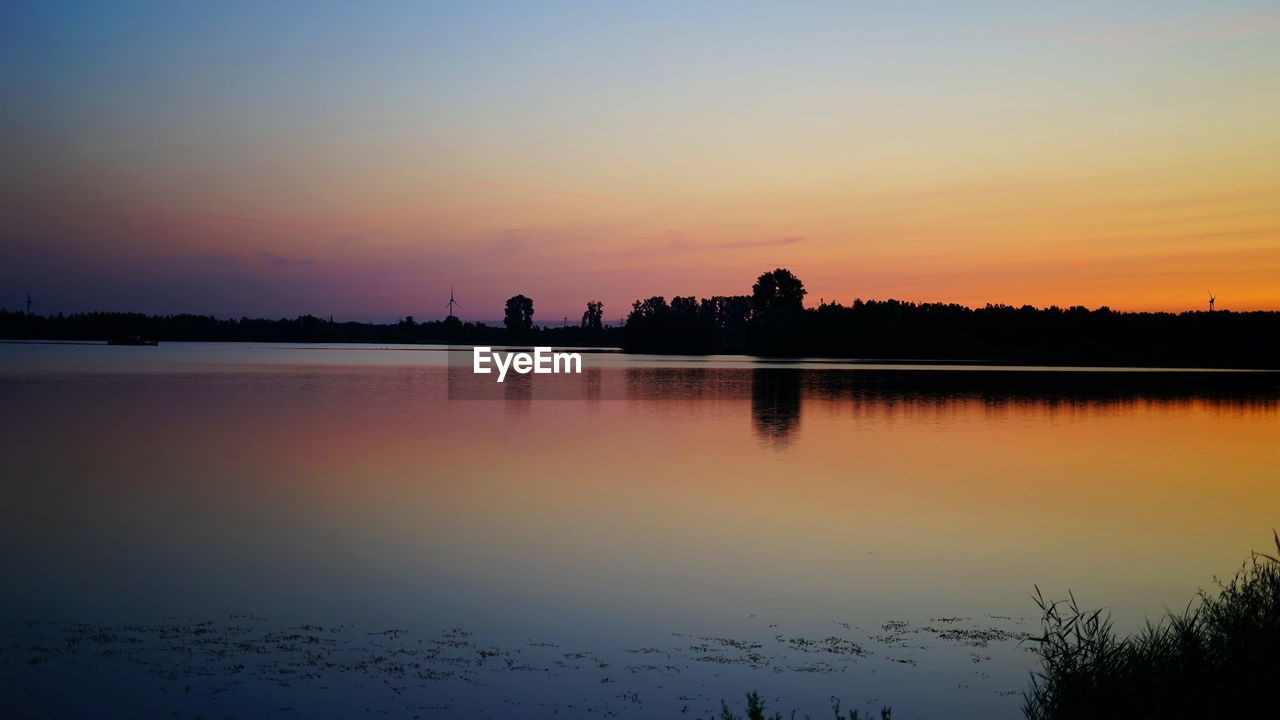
1, 342, 1277, 719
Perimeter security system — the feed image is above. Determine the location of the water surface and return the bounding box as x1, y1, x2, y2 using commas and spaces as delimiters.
2, 342, 1277, 718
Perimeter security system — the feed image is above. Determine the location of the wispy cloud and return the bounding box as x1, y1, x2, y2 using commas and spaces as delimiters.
216, 214, 309, 231
705, 236, 805, 251
164, 253, 243, 267
656, 234, 806, 254
260, 251, 315, 268
476, 181, 615, 203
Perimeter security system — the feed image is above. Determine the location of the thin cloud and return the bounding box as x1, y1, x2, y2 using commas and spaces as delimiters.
217, 214, 310, 231
476, 181, 615, 203
592, 233, 809, 260
260, 251, 315, 268
659, 234, 806, 254
164, 253, 243, 267
706, 236, 805, 250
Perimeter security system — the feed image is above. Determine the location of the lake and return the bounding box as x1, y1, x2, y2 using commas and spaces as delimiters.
1, 342, 1277, 719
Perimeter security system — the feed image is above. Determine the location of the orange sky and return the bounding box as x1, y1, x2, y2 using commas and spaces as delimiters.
2, 3, 1278, 320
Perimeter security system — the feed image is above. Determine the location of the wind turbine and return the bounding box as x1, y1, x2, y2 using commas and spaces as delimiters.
1208, 291, 1215, 313
25, 289, 31, 315
444, 285, 460, 318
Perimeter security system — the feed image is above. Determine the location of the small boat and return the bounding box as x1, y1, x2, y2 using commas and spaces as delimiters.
107, 334, 159, 346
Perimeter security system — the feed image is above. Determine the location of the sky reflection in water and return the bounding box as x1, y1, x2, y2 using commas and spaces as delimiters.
1, 343, 1277, 718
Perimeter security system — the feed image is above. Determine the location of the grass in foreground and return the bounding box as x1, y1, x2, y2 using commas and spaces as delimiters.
715, 692, 891, 720
1023, 531, 1280, 720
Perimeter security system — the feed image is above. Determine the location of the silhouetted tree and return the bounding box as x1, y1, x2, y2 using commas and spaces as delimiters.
581, 300, 603, 332
700, 295, 752, 350
441, 314, 463, 342
750, 268, 807, 354
504, 294, 534, 336
751, 268, 806, 316
622, 296, 715, 353
624, 296, 668, 351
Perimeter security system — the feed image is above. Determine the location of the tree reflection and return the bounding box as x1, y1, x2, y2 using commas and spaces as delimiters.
751, 368, 802, 449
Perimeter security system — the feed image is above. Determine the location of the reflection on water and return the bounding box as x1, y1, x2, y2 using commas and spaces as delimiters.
720, 366, 1275, 452
1, 344, 1278, 719
752, 370, 803, 449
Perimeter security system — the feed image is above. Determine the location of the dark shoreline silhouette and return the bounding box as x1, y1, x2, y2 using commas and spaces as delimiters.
4, 267, 1278, 368
0, 308, 623, 349
619, 269, 1280, 369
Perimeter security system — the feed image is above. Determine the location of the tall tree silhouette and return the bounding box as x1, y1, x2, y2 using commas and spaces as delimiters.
504, 295, 534, 336
750, 268, 807, 354
581, 300, 603, 332
751, 268, 807, 316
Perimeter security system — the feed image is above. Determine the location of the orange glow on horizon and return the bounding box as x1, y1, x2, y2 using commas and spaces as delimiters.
3, 3, 1278, 319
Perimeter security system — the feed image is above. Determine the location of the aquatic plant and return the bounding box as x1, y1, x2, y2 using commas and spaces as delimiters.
714, 693, 891, 720
1023, 531, 1280, 719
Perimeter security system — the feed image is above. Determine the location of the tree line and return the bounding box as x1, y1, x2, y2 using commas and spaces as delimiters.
0, 305, 620, 347
621, 268, 1280, 367
3, 269, 1278, 367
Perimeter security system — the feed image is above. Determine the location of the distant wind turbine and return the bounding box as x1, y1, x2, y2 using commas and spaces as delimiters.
445, 284, 460, 318
25, 289, 31, 315
1208, 291, 1215, 313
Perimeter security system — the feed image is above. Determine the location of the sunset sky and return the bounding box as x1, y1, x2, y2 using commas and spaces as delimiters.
2, 1, 1278, 322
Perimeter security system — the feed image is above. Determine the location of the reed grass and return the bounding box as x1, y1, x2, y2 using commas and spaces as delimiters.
714, 692, 891, 720
1023, 531, 1280, 719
